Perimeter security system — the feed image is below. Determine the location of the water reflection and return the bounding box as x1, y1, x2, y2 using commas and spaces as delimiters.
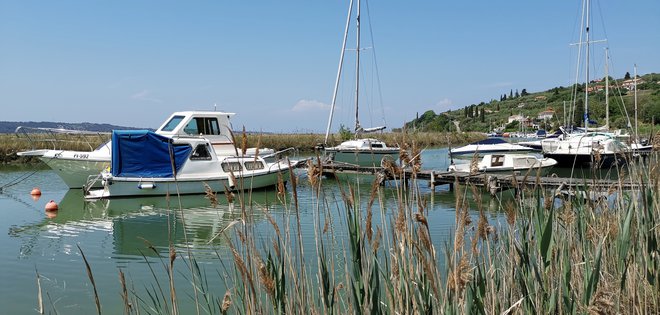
10, 189, 283, 260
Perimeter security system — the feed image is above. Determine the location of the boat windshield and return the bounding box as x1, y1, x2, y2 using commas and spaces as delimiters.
161, 115, 185, 132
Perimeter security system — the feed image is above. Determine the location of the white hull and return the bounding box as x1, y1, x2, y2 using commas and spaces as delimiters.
87, 169, 291, 199
449, 154, 557, 176
326, 148, 399, 167
40, 157, 109, 188
450, 139, 533, 158
16, 147, 111, 188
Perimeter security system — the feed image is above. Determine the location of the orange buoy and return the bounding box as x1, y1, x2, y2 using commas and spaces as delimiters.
45, 200, 59, 212
31, 194, 41, 202
30, 187, 42, 196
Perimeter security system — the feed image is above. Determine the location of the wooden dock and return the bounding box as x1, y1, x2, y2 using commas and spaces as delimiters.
319, 162, 645, 196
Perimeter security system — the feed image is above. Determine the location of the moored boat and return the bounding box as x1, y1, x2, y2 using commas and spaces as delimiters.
84, 130, 296, 199
450, 138, 533, 158
16, 110, 278, 188
448, 154, 557, 175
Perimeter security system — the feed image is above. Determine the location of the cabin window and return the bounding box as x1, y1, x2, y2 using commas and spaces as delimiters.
222, 162, 242, 172
244, 161, 264, 170
162, 115, 185, 132
370, 143, 384, 148
191, 144, 212, 160
184, 119, 199, 135
183, 118, 222, 136
491, 155, 505, 167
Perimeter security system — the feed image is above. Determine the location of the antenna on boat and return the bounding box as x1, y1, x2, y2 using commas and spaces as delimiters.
214, 103, 217, 112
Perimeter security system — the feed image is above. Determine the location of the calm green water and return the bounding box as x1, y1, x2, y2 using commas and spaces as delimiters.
0, 148, 511, 313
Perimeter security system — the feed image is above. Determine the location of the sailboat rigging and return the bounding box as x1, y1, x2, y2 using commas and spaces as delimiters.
323, 0, 399, 167
541, 0, 630, 168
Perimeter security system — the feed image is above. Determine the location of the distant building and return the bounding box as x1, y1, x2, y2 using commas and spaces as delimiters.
622, 78, 646, 90
508, 115, 532, 127
534, 95, 547, 101
508, 114, 525, 124
538, 108, 555, 120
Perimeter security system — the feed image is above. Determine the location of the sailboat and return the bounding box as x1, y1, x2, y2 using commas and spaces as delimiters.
541, 0, 630, 168
322, 0, 399, 168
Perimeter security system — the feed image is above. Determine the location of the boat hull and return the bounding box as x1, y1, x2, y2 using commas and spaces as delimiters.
87, 169, 291, 199
38, 156, 109, 188
326, 149, 399, 167
543, 152, 625, 168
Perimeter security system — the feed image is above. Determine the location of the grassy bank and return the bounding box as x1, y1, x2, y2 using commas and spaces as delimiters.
0, 131, 484, 164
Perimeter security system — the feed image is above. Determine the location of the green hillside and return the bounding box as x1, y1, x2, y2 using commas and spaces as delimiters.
403, 73, 660, 135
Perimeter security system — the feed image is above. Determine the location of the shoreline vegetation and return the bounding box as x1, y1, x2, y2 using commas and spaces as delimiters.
0, 131, 485, 164
32, 145, 659, 314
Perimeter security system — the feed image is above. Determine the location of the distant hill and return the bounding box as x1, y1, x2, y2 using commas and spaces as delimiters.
403, 72, 660, 134
0, 121, 145, 134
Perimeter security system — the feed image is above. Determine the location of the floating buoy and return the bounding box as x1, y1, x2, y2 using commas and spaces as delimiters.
30, 187, 42, 196
31, 194, 41, 202
45, 200, 59, 212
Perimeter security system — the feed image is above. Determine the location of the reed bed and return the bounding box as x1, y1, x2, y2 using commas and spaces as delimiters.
245, 131, 484, 152
1, 131, 484, 164
34, 144, 659, 314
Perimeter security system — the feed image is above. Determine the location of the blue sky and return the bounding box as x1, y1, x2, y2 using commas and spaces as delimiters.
1, 1, 659, 132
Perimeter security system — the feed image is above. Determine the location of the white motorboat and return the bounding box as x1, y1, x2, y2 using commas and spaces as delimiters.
322, 0, 399, 168
16, 110, 278, 188
84, 130, 296, 199
541, 132, 629, 168
448, 154, 558, 175
450, 138, 533, 158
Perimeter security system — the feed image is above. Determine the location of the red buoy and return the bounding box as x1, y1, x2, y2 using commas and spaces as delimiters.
30, 187, 42, 196
45, 200, 59, 212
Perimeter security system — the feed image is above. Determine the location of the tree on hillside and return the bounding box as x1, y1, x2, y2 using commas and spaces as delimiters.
521, 88, 528, 96
496, 102, 500, 111
509, 89, 513, 99
515, 89, 520, 98
624, 72, 631, 80
480, 107, 485, 122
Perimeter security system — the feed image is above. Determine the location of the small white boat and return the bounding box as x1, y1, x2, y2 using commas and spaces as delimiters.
448, 154, 558, 175
450, 138, 533, 158
324, 138, 399, 167
84, 130, 296, 199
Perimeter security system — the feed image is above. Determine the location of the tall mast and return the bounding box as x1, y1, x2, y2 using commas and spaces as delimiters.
324, 0, 354, 145
354, 0, 361, 133
583, 0, 590, 131
634, 64, 638, 142
605, 48, 609, 130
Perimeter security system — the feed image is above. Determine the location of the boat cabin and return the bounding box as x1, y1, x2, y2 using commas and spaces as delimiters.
156, 111, 237, 155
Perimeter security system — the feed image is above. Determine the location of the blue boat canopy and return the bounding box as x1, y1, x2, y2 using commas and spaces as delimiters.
111, 130, 191, 177
472, 138, 508, 145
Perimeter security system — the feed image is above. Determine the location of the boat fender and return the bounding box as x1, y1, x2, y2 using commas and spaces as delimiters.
228, 175, 236, 189
138, 183, 156, 189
